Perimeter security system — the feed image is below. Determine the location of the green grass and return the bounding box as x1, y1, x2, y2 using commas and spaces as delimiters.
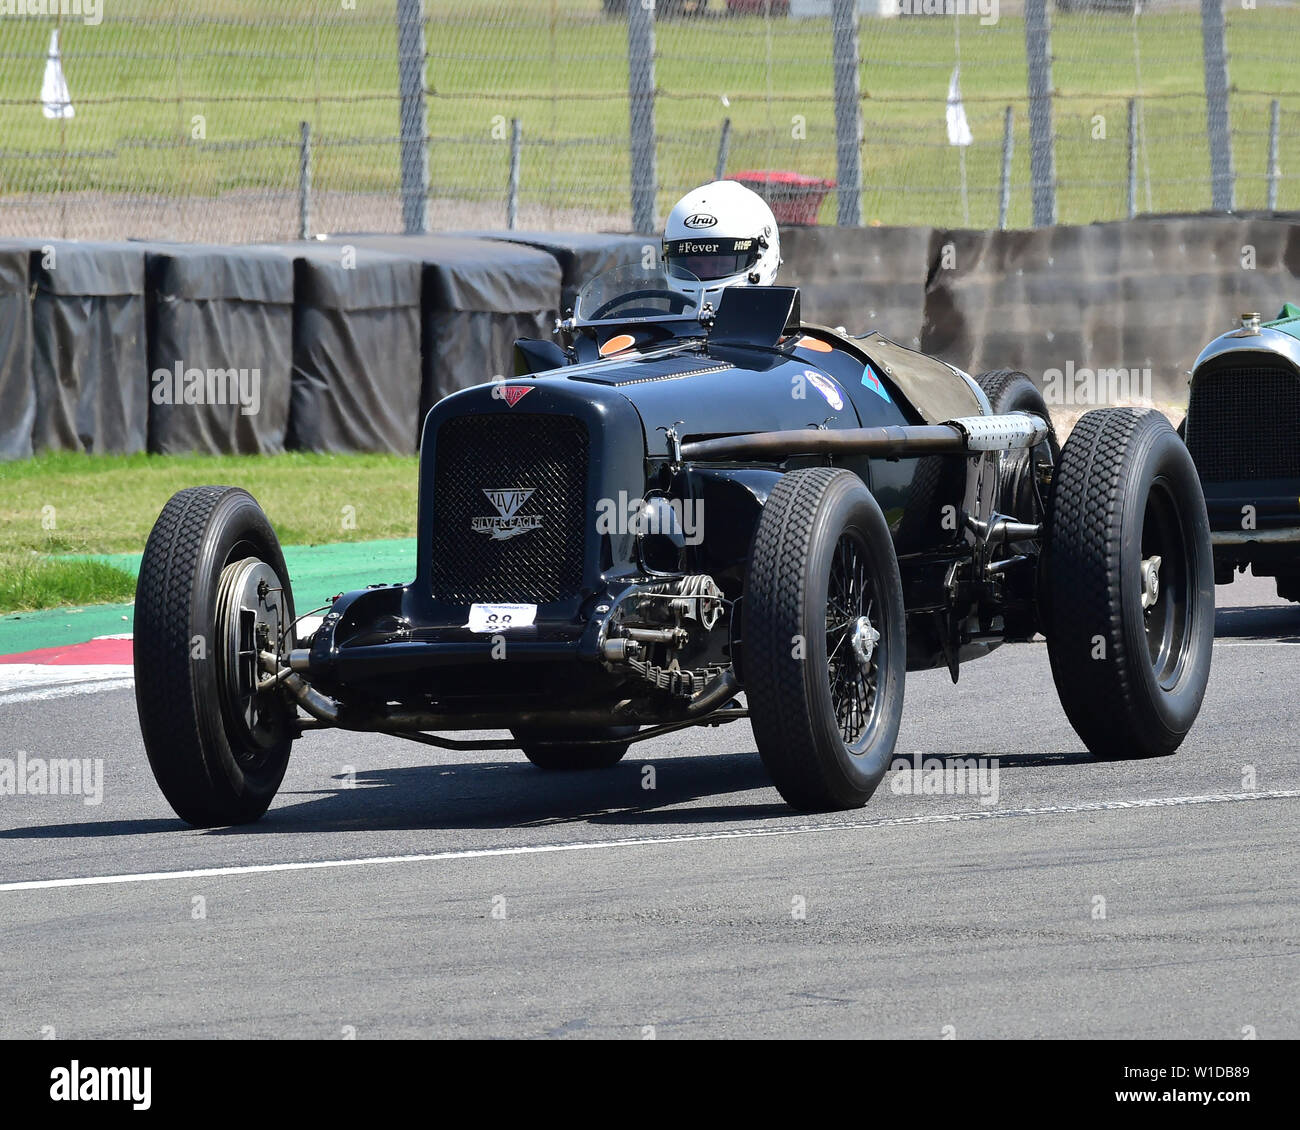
0, 451, 419, 557
0, 1, 1295, 227
0, 554, 137, 614
0, 450, 419, 612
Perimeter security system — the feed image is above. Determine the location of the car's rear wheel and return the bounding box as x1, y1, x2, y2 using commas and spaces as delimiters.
976, 368, 1059, 510
1044, 409, 1214, 759
976, 369, 1059, 638
134, 487, 297, 826
743, 467, 906, 811
512, 727, 638, 770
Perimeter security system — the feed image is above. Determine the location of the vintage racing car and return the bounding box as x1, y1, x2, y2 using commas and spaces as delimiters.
1182, 305, 1300, 601
134, 263, 1215, 825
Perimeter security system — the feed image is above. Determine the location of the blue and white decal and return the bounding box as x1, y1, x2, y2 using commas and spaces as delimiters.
861, 363, 892, 402
804, 369, 844, 412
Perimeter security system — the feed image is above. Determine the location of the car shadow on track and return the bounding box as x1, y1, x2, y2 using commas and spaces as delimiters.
0, 746, 1106, 841
0, 752, 788, 839
241, 753, 791, 832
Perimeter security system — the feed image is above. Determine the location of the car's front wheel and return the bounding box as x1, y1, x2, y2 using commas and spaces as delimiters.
134, 487, 297, 826
743, 467, 906, 811
1044, 408, 1214, 759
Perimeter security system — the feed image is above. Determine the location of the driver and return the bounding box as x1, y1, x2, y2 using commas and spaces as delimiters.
661, 180, 781, 305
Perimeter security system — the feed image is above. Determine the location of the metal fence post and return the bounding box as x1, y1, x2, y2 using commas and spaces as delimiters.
627, 0, 658, 235
507, 118, 522, 229
298, 121, 312, 241
1023, 0, 1056, 227
715, 118, 732, 182
830, 0, 862, 228
396, 0, 430, 234
1200, 0, 1235, 212
998, 106, 1013, 231
1127, 98, 1138, 220
1268, 99, 1281, 212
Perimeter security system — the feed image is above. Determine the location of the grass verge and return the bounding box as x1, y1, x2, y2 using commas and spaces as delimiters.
0, 555, 138, 615
0, 451, 419, 613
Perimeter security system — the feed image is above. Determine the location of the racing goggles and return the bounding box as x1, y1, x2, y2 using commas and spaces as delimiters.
664, 236, 763, 282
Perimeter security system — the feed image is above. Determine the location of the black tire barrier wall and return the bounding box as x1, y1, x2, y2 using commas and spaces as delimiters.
4, 216, 1298, 459
322, 235, 562, 434
32, 241, 147, 454
460, 230, 654, 314
0, 244, 34, 460
144, 244, 295, 456
266, 243, 423, 455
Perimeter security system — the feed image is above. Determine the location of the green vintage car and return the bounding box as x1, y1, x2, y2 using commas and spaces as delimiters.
1183, 304, 1300, 601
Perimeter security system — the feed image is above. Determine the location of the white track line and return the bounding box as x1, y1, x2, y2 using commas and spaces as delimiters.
0, 678, 134, 705
0, 663, 133, 689
2, 790, 1296, 894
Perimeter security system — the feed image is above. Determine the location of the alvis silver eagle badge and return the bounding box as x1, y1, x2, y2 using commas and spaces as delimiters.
472, 487, 543, 540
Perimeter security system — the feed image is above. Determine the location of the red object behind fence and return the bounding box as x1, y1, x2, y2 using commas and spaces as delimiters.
732, 170, 837, 226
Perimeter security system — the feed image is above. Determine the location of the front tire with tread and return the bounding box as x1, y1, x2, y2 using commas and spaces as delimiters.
744, 467, 906, 811
134, 486, 296, 826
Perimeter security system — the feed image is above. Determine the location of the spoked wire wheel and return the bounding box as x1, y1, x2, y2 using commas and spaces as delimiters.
825, 532, 884, 752
744, 468, 906, 811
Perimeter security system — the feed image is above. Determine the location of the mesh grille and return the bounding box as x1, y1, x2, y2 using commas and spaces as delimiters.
430, 414, 588, 604
1187, 364, 1300, 483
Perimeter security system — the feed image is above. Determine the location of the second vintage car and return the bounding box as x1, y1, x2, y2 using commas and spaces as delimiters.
1183, 305, 1300, 601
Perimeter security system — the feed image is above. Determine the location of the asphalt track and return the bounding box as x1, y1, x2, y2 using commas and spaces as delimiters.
1, 574, 1296, 1039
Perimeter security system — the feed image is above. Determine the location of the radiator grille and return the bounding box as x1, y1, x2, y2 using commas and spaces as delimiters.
430, 413, 588, 604
1186, 364, 1300, 482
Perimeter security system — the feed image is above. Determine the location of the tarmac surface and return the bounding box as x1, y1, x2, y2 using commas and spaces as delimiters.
1, 573, 1296, 1039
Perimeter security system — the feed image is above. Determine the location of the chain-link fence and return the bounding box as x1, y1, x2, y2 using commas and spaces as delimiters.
0, 0, 1296, 241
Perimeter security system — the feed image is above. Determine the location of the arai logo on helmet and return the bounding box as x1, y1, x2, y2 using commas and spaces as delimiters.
683, 213, 717, 230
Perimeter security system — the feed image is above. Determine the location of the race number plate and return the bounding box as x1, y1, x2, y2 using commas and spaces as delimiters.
466, 603, 537, 633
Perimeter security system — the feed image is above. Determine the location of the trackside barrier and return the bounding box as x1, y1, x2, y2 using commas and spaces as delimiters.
144, 244, 295, 456
264, 243, 423, 455
3, 216, 1299, 458
923, 214, 1300, 404
0, 244, 35, 459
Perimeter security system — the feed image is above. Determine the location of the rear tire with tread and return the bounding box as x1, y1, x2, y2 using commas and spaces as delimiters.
1044, 409, 1213, 759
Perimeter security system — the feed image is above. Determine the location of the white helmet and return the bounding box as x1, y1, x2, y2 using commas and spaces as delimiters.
661, 180, 781, 303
